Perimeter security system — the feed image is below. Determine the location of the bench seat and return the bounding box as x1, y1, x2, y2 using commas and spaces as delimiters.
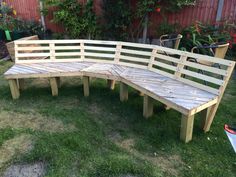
4, 39, 235, 143
120, 67, 218, 112
4, 61, 94, 79
4, 61, 218, 114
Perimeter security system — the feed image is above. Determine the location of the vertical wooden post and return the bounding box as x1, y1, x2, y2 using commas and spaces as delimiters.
120, 82, 128, 101
107, 79, 116, 90
17, 79, 25, 90
180, 114, 194, 143
49, 78, 58, 96
200, 106, 212, 129
83, 76, 89, 97
49, 43, 55, 61
143, 95, 153, 118
9, 79, 20, 99
56, 77, 61, 88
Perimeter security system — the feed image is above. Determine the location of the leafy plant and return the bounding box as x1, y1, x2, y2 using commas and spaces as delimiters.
43, 0, 99, 39
156, 20, 180, 37
180, 22, 231, 55
102, 0, 132, 40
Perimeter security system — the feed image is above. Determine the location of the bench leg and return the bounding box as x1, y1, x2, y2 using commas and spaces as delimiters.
107, 79, 116, 90
143, 95, 153, 118
9, 79, 20, 99
200, 107, 212, 129
120, 82, 128, 101
180, 114, 194, 143
49, 78, 58, 96
83, 76, 90, 97
56, 77, 61, 88
203, 104, 218, 132
17, 79, 25, 90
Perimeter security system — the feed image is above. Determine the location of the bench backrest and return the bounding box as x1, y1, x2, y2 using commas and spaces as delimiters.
14, 40, 235, 96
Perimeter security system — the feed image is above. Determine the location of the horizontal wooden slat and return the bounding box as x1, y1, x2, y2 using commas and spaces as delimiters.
177, 77, 219, 95
155, 53, 180, 63
83, 58, 114, 63
54, 46, 81, 50
55, 52, 81, 56
120, 55, 149, 63
120, 49, 152, 56
152, 61, 177, 71
16, 46, 50, 51
84, 46, 116, 52
181, 69, 224, 86
17, 53, 50, 57
184, 61, 228, 76
84, 53, 115, 58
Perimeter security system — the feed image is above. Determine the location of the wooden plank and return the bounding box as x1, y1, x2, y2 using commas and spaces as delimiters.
107, 79, 116, 90
119, 62, 148, 70
180, 114, 194, 143
56, 77, 61, 88
204, 62, 236, 132
17, 53, 50, 58
152, 61, 177, 71
83, 76, 89, 97
120, 82, 128, 101
148, 48, 158, 69
50, 43, 55, 61
84, 46, 116, 52
18, 79, 25, 90
120, 48, 152, 56
54, 46, 81, 50
200, 106, 212, 129
143, 95, 153, 118
49, 77, 58, 96
54, 52, 81, 56
84, 52, 114, 58
175, 55, 187, 78
16, 46, 50, 51
181, 69, 224, 86
155, 53, 180, 63
9, 79, 20, 99
184, 61, 228, 76
120, 55, 149, 63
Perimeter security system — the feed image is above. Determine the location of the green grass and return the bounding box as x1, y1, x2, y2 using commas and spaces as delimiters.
0, 61, 236, 177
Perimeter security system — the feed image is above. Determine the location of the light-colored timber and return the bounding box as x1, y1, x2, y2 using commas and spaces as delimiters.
4, 39, 235, 143
9, 79, 20, 99
143, 95, 154, 118
83, 76, 90, 97
120, 82, 128, 101
49, 77, 58, 96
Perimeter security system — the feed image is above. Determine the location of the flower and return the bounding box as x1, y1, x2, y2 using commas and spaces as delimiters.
156, 7, 161, 13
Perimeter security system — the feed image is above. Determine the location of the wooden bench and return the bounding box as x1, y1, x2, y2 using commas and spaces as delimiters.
4, 40, 235, 143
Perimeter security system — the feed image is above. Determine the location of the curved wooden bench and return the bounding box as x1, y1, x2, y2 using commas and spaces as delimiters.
4, 40, 235, 142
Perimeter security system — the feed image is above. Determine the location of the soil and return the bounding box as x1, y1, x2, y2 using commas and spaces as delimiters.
0, 41, 9, 59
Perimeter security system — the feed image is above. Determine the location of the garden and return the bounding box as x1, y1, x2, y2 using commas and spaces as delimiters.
0, 0, 236, 177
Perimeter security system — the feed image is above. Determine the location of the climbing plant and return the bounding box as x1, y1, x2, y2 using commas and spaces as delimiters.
42, 0, 99, 38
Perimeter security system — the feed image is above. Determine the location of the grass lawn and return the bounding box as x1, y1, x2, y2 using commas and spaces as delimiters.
0, 61, 235, 177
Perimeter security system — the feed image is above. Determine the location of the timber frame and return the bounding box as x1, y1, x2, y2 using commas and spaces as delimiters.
4, 39, 235, 143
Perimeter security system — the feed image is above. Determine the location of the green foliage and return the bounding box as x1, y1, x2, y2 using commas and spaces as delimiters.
156, 20, 180, 37
180, 22, 231, 53
43, 0, 99, 39
102, 0, 132, 40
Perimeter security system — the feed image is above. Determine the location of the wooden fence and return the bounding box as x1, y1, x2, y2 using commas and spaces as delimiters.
4, 0, 236, 36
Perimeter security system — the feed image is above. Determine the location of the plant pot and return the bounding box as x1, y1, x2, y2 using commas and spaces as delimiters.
5, 30, 12, 41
